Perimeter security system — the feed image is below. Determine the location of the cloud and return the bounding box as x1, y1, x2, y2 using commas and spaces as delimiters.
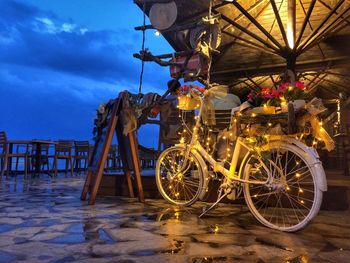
0, 0, 169, 146
0, 0, 169, 87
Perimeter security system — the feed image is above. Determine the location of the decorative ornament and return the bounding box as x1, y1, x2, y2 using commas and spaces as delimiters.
149, 1, 178, 30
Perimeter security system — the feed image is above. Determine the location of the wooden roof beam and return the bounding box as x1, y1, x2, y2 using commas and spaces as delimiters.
294, 0, 317, 50
319, 78, 350, 93
179, 2, 230, 24
303, 74, 340, 97
221, 0, 266, 31
301, 11, 350, 55
296, 0, 346, 54
270, 75, 278, 89
211, 56, 350, 79
297, 0, 326, 59
217, 12, 281, 53
270, 0, 289, 48
229, 0, 284, 51
303, 72, 327, 93
287, 0, 296, 50
247, 76, 263, 90
324, 71, 350, 79
318, 0, 350, 27
215, 0, 272, 63
221, 31, 279, 55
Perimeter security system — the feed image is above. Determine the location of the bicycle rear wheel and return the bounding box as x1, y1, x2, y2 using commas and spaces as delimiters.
243, 141, 323, 232
155, 146, 204, 206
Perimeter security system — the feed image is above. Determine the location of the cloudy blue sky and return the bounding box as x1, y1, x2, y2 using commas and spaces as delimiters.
0, 0, 173, 148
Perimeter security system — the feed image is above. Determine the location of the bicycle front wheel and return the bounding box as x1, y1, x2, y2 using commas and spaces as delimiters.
155, 145, 204, 206
243, 141, 323, 232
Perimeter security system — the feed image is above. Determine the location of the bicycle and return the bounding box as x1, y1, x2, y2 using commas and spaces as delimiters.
155, 87, 327, 232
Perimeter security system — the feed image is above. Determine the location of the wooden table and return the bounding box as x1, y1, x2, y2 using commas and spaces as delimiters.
32, 140, 57, 175
7, 140, 57, 175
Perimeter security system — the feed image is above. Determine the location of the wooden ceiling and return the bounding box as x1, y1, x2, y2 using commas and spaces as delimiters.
135, 0, 350, 100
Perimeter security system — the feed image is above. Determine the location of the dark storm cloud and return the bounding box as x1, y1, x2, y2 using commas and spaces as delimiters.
0, 0, 150, 84
0, 0, 38, 24
0, 0, 168, 144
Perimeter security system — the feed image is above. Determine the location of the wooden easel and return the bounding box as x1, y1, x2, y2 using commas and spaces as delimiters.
81, 93, 145, 205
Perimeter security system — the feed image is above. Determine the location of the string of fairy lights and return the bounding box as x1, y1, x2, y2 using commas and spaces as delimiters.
169, 83, 326, 206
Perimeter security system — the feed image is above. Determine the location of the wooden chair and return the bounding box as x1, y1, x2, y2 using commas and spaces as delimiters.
0, 132, 7, 176
0, 132, 30, 176
206, 109, 233, 132
53, 140, 74, 176
139, 146, 157, 169
73, 141, 90, 172
158, 105, 195, 151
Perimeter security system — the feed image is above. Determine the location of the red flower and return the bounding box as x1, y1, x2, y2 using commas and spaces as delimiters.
278, 82, 290, 92
295, 81, 307, 90
271, 88, 281, 98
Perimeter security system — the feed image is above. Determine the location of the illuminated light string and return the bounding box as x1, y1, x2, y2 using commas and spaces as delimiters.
173, 84, 327, 200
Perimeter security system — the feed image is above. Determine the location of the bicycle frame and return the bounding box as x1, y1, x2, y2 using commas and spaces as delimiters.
182, 89, 273, 186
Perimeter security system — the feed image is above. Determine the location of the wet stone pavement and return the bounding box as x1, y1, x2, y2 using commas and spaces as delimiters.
0, 175, 349, 263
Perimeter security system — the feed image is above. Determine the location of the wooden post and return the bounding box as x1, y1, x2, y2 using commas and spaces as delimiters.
115, 121, 135, 198
128, 132, 145, 202
287, 0, 296, 49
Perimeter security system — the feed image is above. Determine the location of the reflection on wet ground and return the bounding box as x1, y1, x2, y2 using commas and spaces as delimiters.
0, 175, 349, 262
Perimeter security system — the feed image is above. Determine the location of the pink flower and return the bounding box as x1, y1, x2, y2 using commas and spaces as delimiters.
247, 92, 254, 101
278, 82, 290, 92
295, 81, 307, 90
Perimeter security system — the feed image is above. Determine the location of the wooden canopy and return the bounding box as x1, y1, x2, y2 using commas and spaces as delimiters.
135, 0, 350, 101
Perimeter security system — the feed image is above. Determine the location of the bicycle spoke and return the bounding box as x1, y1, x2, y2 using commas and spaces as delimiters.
244, 144, 320, 231
156, 147, 202, 206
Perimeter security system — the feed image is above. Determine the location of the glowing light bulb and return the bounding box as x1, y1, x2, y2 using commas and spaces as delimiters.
214, 225, 219, 233
155, 30, 161, 36
295, 173, 300, 178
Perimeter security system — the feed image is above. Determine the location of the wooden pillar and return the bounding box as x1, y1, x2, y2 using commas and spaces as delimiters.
287, 0, 296, 49
286, 55, 296, 75
339, 98, 347, 134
